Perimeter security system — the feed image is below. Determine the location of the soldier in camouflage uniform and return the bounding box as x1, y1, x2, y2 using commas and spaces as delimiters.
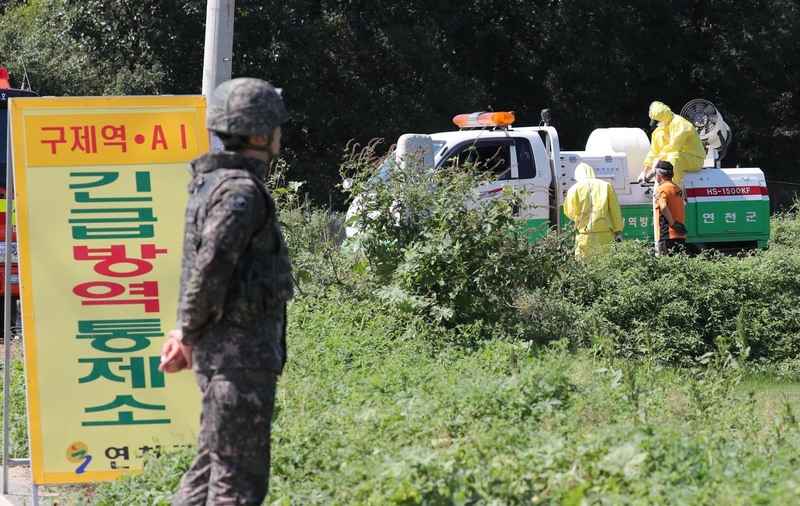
159, 77, 293, 505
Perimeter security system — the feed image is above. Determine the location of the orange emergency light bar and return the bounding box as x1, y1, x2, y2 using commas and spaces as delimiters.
453, 111, 515, 128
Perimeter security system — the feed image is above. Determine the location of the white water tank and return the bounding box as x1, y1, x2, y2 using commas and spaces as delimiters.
585, 128, 650, 182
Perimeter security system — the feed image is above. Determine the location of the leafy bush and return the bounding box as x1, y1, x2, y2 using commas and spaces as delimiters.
522, 230, 800, 367
82, 290, 800, 505
340, 140, 563, 329
269, 292, 580, 504
267, 159, 357, 297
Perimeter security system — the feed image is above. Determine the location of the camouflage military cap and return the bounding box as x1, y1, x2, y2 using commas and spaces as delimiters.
207, 78, 288, 137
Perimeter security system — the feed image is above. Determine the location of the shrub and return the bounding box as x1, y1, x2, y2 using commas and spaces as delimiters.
340, 139, 563, 330
528, 235, 800, 367
268, 159, 358, 297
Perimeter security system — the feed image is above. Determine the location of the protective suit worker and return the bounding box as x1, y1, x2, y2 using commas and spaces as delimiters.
564, 162, 624, 258
638, 101, 706, 185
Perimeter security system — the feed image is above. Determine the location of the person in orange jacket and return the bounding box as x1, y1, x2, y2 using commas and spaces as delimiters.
564, 162, 624, 258
653, 161, 688, 255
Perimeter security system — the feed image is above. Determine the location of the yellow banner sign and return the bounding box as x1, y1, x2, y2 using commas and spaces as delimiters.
10, 96, 207, 485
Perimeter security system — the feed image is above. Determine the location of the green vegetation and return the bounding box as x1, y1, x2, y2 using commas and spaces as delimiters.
66, 169, 800, 505
80, 295, 800, 505
340, 141, 563, 326
0, 345, 29, 459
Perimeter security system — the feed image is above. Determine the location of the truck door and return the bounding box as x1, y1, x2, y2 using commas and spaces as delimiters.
447, 139, 518, 207
514, 136, 551, 238
443, 137, 551, 239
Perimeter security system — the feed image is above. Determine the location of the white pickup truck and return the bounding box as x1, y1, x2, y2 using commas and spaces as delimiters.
346, 106, 770, 253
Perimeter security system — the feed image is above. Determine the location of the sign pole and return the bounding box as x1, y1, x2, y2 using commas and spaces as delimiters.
3, 107, 12, 495
2, 103, 33, 504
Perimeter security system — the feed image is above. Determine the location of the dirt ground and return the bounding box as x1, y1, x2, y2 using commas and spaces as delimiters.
0, 464, 83, 506
0, 465, 34, 506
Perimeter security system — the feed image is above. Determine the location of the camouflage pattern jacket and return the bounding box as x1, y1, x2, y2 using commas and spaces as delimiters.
178, 151, 293, 372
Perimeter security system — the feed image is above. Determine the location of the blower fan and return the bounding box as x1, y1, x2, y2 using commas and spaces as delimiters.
680, 99, 732, 166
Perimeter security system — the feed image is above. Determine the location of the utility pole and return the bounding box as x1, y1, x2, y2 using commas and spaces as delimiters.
202, 0, 235, 95
202, 0, 235, 150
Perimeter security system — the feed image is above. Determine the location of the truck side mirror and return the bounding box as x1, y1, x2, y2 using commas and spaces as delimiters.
540, 109, 552, 126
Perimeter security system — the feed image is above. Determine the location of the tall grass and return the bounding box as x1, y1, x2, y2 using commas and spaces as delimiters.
80, 287, 800, 505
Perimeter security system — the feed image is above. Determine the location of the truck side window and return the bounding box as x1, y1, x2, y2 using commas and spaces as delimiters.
515, 139, 535, 179
456, 144, 512, 180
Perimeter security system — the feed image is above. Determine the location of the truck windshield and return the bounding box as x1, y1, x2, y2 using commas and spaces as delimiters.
372, 140, 446, 184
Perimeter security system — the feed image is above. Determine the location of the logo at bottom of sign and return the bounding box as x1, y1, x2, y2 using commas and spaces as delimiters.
66, 441, 92, 474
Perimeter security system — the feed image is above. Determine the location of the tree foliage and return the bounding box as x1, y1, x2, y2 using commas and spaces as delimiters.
2, 0, 799, 206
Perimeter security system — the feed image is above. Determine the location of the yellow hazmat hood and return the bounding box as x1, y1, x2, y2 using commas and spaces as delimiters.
574, 162, 596, 181
649, 101, 674, 124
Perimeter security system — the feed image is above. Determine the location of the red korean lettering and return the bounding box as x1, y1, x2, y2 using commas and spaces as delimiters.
40, 126, 67, 154
73, 244, 167, 277
100, 125, 128, 152
73, 280, 160, 313
70, 125, 98, 154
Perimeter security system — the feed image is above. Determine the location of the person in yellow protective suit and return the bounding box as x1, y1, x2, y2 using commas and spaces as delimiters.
638, 101, 706, 185
564, 162, 624, 258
